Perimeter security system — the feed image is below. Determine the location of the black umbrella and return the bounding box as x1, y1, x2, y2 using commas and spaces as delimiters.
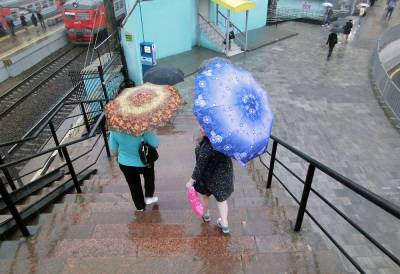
143, 64, 184, 85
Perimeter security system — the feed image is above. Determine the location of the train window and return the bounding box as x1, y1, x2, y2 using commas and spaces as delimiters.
76, 12, 90, 20
64, 12, 75, 19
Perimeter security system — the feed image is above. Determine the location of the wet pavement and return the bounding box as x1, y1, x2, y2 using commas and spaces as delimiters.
0, 2, 400, 274
175, 2, 400, 273
0, 112, 352, 273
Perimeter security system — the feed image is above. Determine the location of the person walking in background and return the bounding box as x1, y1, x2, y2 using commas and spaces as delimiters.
37, 11, 46, 31
322, 7, 333, 26
6, 16, 15, 36
186, 127, 234, 234
342, 19, 353, 41
386, 0, 397, 20
326, 30, 338, 59
31, 13, 38, 30
19, 13, 28, 31
358, 6, 367, 26
109, 130, 160, 211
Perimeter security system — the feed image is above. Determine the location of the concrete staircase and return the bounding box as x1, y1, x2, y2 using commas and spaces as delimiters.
199, 15, 243, 57
0, 113, 353, 273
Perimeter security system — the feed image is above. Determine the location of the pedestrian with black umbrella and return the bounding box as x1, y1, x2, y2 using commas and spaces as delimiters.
326, 30, 338, 59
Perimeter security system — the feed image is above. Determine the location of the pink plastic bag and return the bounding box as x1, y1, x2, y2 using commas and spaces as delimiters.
186, 186, 204, 217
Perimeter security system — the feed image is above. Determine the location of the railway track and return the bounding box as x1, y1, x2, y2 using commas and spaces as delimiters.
0, 45, 90, 189
0, 46, 86, 119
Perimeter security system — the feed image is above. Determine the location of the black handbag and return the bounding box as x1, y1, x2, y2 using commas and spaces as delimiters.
138, 138, 159, 166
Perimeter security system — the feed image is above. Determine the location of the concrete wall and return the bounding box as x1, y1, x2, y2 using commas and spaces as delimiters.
122, 0, 198, 85
209, 0, 269, 31
0, 29, 68, 83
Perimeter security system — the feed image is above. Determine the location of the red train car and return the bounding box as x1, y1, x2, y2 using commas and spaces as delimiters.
63, 0, 125, 44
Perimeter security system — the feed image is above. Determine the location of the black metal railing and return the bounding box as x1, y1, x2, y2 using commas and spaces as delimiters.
259, 135, 400, 273
266, 7, 348, 26
0, 31, 128, 237
0, 106, 110, 237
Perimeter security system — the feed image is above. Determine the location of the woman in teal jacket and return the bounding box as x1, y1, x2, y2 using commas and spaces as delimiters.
109, 130, 160, 211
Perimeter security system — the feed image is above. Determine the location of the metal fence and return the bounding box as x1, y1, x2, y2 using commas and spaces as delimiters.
372, 24, 400, 123
69, 32, 126, 124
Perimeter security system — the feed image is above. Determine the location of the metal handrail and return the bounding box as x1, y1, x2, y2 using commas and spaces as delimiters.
217, 10, 245, 38
120, 0, 140, 28
216, 10, 246, 47
266, 7, 345, 23
198, 13, 225, 39
270, 135, 400, 219
0, 112, 106, 170
372, 24, 400, 121
259, 134, 400, 273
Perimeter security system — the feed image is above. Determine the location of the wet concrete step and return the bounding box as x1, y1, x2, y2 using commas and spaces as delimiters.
12, 180, 67, 213
36, 205, 312, 235
0, 251, 355, 274
49, 194, 297, 215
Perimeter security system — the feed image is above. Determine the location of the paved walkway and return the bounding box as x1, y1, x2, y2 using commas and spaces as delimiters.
0, 115, 351, 273
0, 3, 399, 274
175, 3, 400, 273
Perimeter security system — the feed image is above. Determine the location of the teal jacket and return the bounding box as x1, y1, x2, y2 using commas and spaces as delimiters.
109, 130, 160, 167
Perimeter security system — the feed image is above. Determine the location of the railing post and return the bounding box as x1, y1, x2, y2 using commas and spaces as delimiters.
48, 121, 63, 158
0, 156, 17, 191
225, 10, 231, 55
216, 4, 219, 24
0, 178, 30, 237
100, 118, 111, 158
97, 65, 109, 102
294, 164, 315, 232
266, 140, 278, 188
61, 147, 82, 193
245, 10, 249, 51
80, 103, 91, 133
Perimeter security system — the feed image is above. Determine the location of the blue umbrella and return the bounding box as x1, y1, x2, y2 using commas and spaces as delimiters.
194, 58, 274, 165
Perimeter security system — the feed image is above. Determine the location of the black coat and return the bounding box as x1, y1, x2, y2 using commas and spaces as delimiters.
327, 33, 338, 47
31, 14, 38, 26
343, 22, 353, 34
192, 137, 234, 202
20, 15, 27, 26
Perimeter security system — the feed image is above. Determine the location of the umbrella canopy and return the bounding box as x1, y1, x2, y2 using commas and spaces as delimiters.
143, 64, 184, 86
358, 3, 370, 7
105, 83, 183, 136
194, 58, 274, 165
322, 2, 334, 7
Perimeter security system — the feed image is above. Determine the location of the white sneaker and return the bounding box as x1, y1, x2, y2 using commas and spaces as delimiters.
145, 197, 159, 205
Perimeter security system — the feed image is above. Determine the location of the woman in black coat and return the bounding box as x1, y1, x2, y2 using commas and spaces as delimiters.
187, 127, 234, 234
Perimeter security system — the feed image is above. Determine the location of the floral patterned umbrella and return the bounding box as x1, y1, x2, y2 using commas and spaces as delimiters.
105, 83, 183, 136
194, 58, 274, 165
